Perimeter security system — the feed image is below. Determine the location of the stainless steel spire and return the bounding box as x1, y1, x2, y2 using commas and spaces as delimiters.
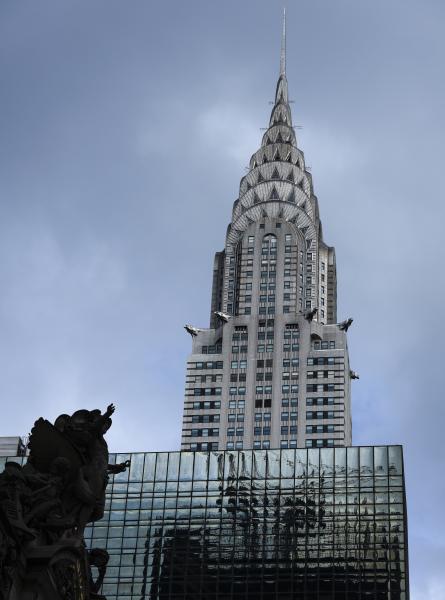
280, 8, 286, 76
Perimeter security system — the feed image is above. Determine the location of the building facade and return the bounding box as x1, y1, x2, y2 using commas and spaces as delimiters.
73, 446, 408, 600
181, 23, 352, 452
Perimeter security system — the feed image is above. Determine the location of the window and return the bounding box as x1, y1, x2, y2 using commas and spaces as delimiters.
248, 236, 255, 244
254, 413, 262, 421
281, 426, 289, 435
235, 441, 243, 449
253, 441, 261, 449
254, 427, 261, 436
227, 428, 235, 437
236, 428, 244, 436
285, 234, 292, 242
262, 440, 270, 449
226, 442, 234, 450
280, 440, 289, 448
281, 412, 289, 421
263, 412, 271, 421
239, 360, 247, 368
283, 306, 290, 313
228, 414, 236, 422
263, 426, 271, 435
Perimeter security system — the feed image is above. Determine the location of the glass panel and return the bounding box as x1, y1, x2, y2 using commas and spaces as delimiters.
280, 449, 295, 478
388, 446, 403, 475
143, 453, 156, 481
360, 447, 374, 474
252, 451, 267, 479
179, 452, 194, 481
307, 448, 319, 476
294, 449, 307, 478
129, 453, 144, 481
374, 446, 388, 475
266, 449, 280, 478
194, 452, 209, 480
239, 451, 252, 479
320, 447, 334, 476
223, 452, 237, 481
154, 453, 168, 480
167, 452, 180, 481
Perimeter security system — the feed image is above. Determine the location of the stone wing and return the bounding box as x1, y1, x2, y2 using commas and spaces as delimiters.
28, 418, 84, 474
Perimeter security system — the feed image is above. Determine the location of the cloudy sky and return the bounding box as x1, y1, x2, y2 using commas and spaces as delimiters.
1, 0, 444, 596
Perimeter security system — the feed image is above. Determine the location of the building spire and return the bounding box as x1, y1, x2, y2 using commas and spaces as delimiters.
280, 7, 286, 76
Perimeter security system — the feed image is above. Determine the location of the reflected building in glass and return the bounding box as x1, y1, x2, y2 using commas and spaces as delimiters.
81, 446, 409, 599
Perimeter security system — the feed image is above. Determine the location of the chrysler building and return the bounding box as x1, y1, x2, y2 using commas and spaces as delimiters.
182, 13, 354, 452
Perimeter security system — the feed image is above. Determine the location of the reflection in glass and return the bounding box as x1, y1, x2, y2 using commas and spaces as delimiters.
81, 447, 409, 600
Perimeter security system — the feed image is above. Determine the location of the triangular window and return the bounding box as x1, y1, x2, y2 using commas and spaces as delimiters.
276, 132, 283, 144
263, 155, 268, 164
258, 172, 264, 183
287, 169, 294, 182
287, 190, 295, 203
272, 167, 280, 180
285, 152, 292, 163
273, 148, 281, 161
298, 179, 305, 190
269, 187, 279, 200
253, 192, 261, 204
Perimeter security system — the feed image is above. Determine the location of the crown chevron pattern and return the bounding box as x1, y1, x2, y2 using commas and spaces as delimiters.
225, 30, 322, 250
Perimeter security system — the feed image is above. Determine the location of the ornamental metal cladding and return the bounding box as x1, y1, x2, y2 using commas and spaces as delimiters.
81, 446, 408, 600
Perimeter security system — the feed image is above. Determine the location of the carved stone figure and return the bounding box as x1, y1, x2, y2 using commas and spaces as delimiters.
0, 405, 129, 600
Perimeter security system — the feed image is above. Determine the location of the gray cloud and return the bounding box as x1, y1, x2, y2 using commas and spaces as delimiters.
1, 1, 444, 596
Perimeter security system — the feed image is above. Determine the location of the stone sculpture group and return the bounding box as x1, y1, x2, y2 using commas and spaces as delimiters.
0, 404, 129, 600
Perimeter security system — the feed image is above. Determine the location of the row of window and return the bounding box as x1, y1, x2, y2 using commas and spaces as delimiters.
189, 361, 223, 370
307, 356, 340, 365
281, 412, 298, 421
306, 397, 338, 406
189, 411, 341, 426
227, 428, 244, 437
306, 384, 341, 392
254, 426, 271, 436
191, 400, 221, 409
307, 411, 339, 420
192, 387, 222, 396
306, 425, 341, 433
307, 370, 341, 379
190, 428, 219, 437
188, 398, 341, 410
190, 415, 220, 423
187, 374, 222, 383
189, 442, 218, 451
280, 426, 298, 435
201, 345, 222, 354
